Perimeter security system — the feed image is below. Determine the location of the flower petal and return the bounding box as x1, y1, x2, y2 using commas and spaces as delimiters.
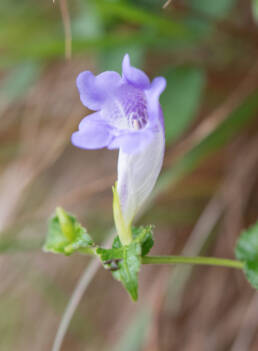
122, 54, 150, 89
78, 112, 103, 131
71, 118, 114, 150
149, 77, 167, 99
117, 126, 165, 226
77, 70, 122, 111
146, 77, 167, 124
108, 129, 153, 154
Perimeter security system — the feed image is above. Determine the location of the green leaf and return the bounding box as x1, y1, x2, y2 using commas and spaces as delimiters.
161, 66, 205, 144
132, 225, 154, 256
97, 242, 141, 301
97, 225, 154, 301
235, 221, 258, 289
235, 222, 258, 262
43, 207, 95, 256
112, 242, 141, 301
243, 261, 258, 289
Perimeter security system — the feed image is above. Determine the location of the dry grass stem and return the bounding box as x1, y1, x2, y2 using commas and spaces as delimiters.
59, 0, 72, 60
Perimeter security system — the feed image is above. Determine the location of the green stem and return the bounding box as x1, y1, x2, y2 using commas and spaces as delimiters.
141, 255, 244, 270
79, 247, 97, 256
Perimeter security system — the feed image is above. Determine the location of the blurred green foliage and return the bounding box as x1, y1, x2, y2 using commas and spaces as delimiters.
161, 66, 205, 144
190, 0, 236, 17
0, 62, 40, 108
252, 0, 258, 22
0, 0, 243, 131
157, 91, 258, 193
0, 0, 248, 111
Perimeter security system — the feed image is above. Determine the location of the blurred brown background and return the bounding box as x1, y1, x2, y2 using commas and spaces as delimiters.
0, 0, 258, 350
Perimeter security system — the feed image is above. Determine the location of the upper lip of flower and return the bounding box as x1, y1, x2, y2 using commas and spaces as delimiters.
71, 53, 166, 154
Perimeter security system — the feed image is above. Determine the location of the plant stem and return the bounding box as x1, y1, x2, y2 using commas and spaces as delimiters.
141, 255, 244, 270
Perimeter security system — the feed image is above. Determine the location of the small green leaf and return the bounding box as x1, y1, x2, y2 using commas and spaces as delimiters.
97, 225, 154, 301
235, 221, 258, 262
113, 242, 141, 301
97, 242, 141, 301
132, 225, 154, 256
43, 207, 95, 256
243, 261, 258, 289
235, 221, 258, 289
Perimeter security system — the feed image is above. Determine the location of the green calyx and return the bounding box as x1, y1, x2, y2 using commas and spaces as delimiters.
112, 182, 133, 246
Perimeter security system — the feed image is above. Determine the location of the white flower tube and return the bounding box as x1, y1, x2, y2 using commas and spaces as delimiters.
117, 126, 165, 239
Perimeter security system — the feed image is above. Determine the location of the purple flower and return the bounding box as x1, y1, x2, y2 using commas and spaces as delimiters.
72, 54, 166, 242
